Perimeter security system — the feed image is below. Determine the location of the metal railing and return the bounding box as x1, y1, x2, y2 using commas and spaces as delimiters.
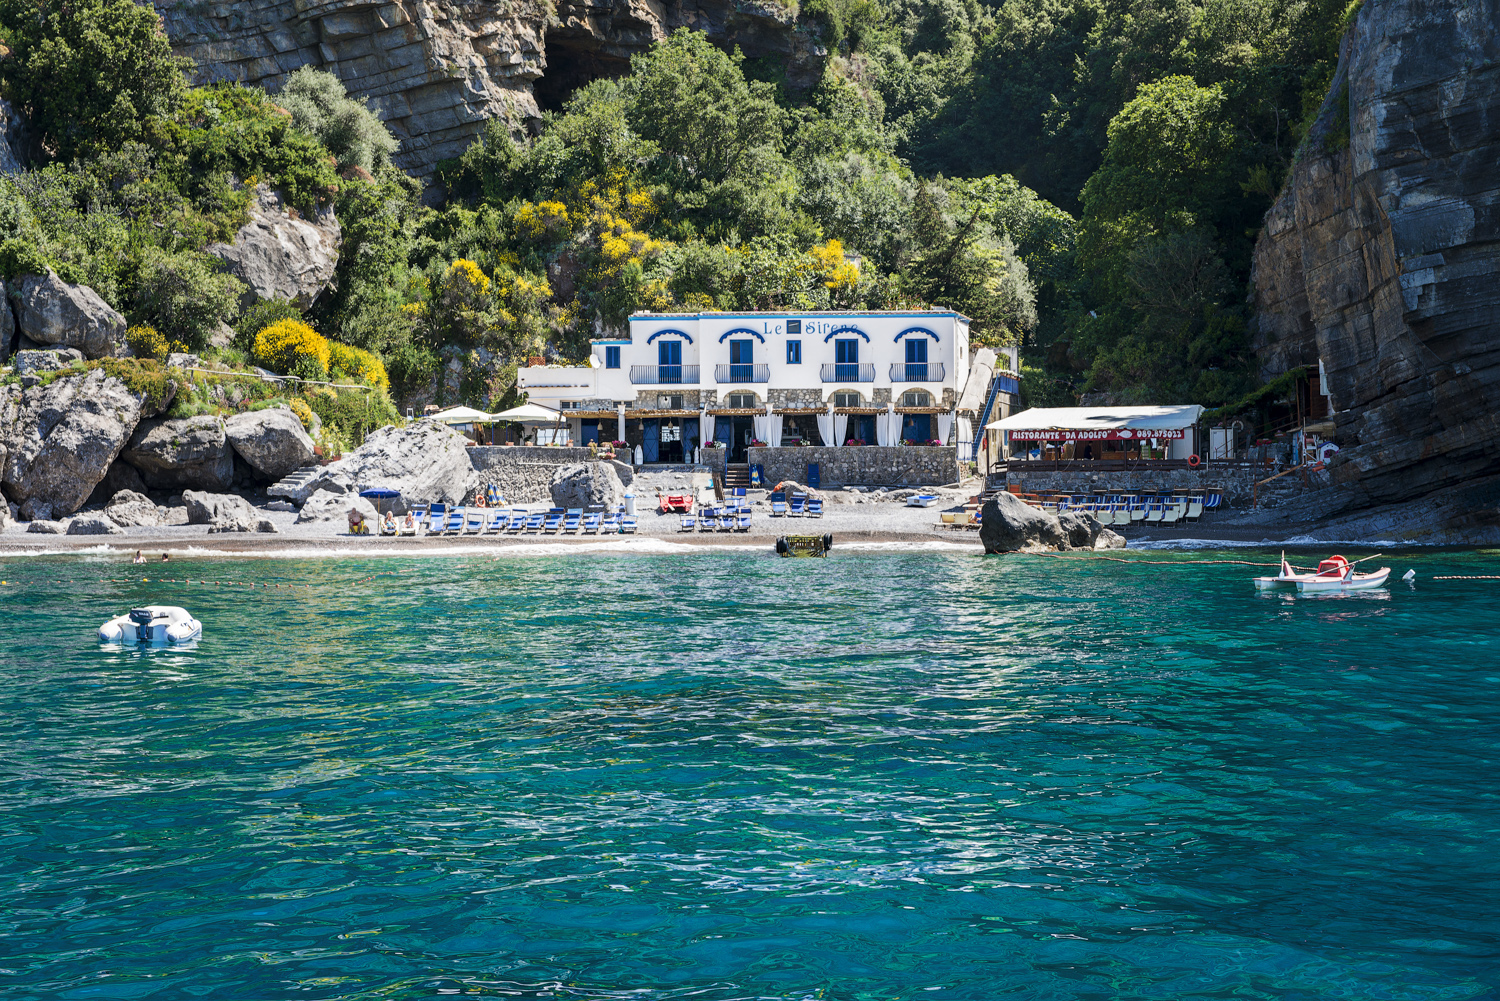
629, 365, 699, 385
889, 362, 946, 382
820, 363, 875, 383
714, 363, 770, 384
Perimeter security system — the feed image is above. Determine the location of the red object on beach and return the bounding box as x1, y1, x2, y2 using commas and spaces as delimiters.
659, 493, 694, 513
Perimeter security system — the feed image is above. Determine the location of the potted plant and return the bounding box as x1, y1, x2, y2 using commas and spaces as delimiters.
749, 438, 768, 447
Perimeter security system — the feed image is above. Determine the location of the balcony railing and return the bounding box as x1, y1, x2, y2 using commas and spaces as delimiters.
889, 362, 946, 382
630, 364, 699, 385
714, 363, 770, 384
820, 363, 876, 383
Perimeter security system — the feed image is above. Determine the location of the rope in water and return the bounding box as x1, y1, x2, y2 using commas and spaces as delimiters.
0, 570, 403, 589
1014, 552, 1287, 567
1431, 575, 1500, 580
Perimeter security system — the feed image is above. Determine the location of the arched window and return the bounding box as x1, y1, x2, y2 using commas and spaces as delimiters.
725, 392, 759, 409
901, 390, 933, 408
832, 391, 863, 408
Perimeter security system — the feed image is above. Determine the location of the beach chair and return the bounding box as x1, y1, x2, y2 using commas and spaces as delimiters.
680, 512, 697, 532
621, 513, 637, 533
807, 498, 823, 518
427, 504, 447, 534
505, 509, 527, 533
482, 510, 505, 534
1205, 493, 1222, 512
789, 493, 807, 517
770, 492, 786, 516
713, 512, 731, 531
523, 511, 544, 533
582, 511, 602, 534
562, 508, 582, 533
408, 506, 427, 535
1144, 500, 1164, 524
464, 509, 485, 534
440, 508, 463, 534
1185, 495, 1204, 521
699, 507, 717, 532
542, 508, 564, 533
601, 510, 621, 534
1160, 500, 1182, 525
737, 512, 751, 531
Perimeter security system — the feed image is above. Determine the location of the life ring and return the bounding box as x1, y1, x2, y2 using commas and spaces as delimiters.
1187, 454, 1202, 468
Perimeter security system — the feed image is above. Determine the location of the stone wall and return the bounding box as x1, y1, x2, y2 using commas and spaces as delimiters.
748, 446, 960, 487
469, 446, 631, 503
1005, 466, 1261, 507
1248, 0, 1500, 522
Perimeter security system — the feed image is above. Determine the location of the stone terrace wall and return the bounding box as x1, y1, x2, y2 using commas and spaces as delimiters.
1005, 466, 1261, 507
469, 446, 631, 503
749, 446, 960, 487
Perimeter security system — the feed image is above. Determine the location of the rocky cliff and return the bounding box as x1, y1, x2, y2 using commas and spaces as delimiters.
156, 0, 824, 190
1249, 0, 1500, 532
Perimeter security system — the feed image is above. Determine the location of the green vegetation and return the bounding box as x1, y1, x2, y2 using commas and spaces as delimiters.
0, 0, 1357, 419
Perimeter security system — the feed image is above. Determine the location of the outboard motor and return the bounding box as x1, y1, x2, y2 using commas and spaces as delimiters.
129, 608, 160, 644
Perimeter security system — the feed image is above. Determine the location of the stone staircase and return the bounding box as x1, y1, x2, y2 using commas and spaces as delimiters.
267, 465, 321, 501
724, 463, 750, 490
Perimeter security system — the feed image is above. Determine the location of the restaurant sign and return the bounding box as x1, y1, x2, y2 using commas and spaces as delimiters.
1005, 427, 1188, 441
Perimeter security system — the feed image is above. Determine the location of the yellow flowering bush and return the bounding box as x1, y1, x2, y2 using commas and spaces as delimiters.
809, 239, 861, 291
515, 200, 571, 239
444, 258, 490, 298
253, 319, 331, 380
329, 341, 390, 392
125, 324, 186, 361
289, 397, 316, 431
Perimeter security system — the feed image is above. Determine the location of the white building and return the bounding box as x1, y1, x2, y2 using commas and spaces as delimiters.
518, 311, 1017, 464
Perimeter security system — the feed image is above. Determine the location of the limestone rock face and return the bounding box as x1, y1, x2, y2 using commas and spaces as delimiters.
27, 519, 63, 534
979, 492, 1066, 554
225, 407, 317, 480
1094, 528, 1127, 550
204, 186, 340, 309
550, 461, 624, 511
122, 416, 234, 492
87, 459, 150, 508
295, 422, 476, 510
15, 272, 127, 359
1057, 510, 1103, 551
0, 278, 14, 363
105, 489, 164, 528
0, 369, 147, 520
13, 347, 84, 381
154, 0, 823, 190
1249, 0, 1500, 517
182, 489, 278, 533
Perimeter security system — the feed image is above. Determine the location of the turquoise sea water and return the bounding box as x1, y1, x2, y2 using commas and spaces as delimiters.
2, 546, 1500, 999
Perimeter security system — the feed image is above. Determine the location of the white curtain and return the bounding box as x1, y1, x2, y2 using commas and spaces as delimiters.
876, 405, 896, 447
701, 411, 714, 447
816, 412, 835, 448
833, 413, 848, 447
752, 405, 772, 445
769, 412, 784, 446
957, 416, 973, 455
937, 411, 954, 446
616, 403, 626, 443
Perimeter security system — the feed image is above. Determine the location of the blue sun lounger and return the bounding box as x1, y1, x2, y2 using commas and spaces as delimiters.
806, 498, 823, 518
620, 513, 637, 534
426, 504, 446, 534
562, 508, 582, 533
770, 492, 787, 516
582, 510, 602, 534
679, 512, 696, 531
523, 511, 544, 533
504, 509, 527, 532
542, 508, 564, 533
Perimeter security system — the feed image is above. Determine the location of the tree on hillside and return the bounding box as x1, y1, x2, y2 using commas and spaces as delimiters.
0, 0, 190, 162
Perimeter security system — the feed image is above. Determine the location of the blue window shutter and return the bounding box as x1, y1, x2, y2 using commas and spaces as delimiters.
786, 340, 801, 364
605, 346, 620, 369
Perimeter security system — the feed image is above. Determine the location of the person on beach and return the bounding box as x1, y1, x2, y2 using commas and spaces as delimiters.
402, 511, 416, 535
161, 553, 170, 562
132, 551, 146, 564
382, 511, 397, 535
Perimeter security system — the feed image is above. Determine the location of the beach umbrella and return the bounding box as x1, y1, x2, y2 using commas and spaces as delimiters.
359, 486, 402, 520
488, 402, 562, 422
429, 405, 493, 427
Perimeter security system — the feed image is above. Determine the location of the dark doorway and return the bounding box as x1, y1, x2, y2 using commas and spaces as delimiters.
532, 30, 632, 113
728, 416, 754, 462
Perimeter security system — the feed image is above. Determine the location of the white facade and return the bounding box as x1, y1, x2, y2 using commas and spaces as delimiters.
519, 310, 973, 414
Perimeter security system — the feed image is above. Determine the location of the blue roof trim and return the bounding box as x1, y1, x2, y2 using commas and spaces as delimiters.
645, 328, 693, 344
632, 312, 965, 320
895, 326, 941, 343
822, 325, 870, 343
719, 327, 766, 344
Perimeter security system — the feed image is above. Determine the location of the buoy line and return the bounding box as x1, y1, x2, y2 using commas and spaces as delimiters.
1431, 575, 1500, 580
1014, 552, 1288, 568
0, 570, 404, 590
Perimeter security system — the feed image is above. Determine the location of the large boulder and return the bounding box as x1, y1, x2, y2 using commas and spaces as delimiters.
224, 407, 316, 480
15, 271, 126, 359
0, 369, 148, 520
0, 279, 14, 364
979, 492, 1067, 554
204, 185, 341, 309
1094, 528, 1127, 550
105, 489, 162, 528
295, 488, 377, 528
550, 461, 625, 511
26, 519, 63, 533
1057, 510, 1103, 551
283, 422, 475, 510
67, 514, 123, 535
181, 489, 277, 533
121, 416, 234, 491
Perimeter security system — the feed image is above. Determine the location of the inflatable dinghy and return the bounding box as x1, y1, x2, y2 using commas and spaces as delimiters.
99, 606, 202, 645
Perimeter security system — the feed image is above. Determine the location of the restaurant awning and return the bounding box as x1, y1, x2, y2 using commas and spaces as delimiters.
987, 405, 1204, 440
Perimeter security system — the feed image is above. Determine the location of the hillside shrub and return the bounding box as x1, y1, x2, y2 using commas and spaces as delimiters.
276, 67, 399, 174
329, 340, 390, 391
303, 385, 401, 443
234, 298, 303, 352
288, 396, 316, 431
253, 318, 331, 380
125, 324, 179, 361
131, 248, 246, 350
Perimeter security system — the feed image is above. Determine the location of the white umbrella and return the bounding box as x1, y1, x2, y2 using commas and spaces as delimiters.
428, 405, 493, 426
489, 403, 563, 422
